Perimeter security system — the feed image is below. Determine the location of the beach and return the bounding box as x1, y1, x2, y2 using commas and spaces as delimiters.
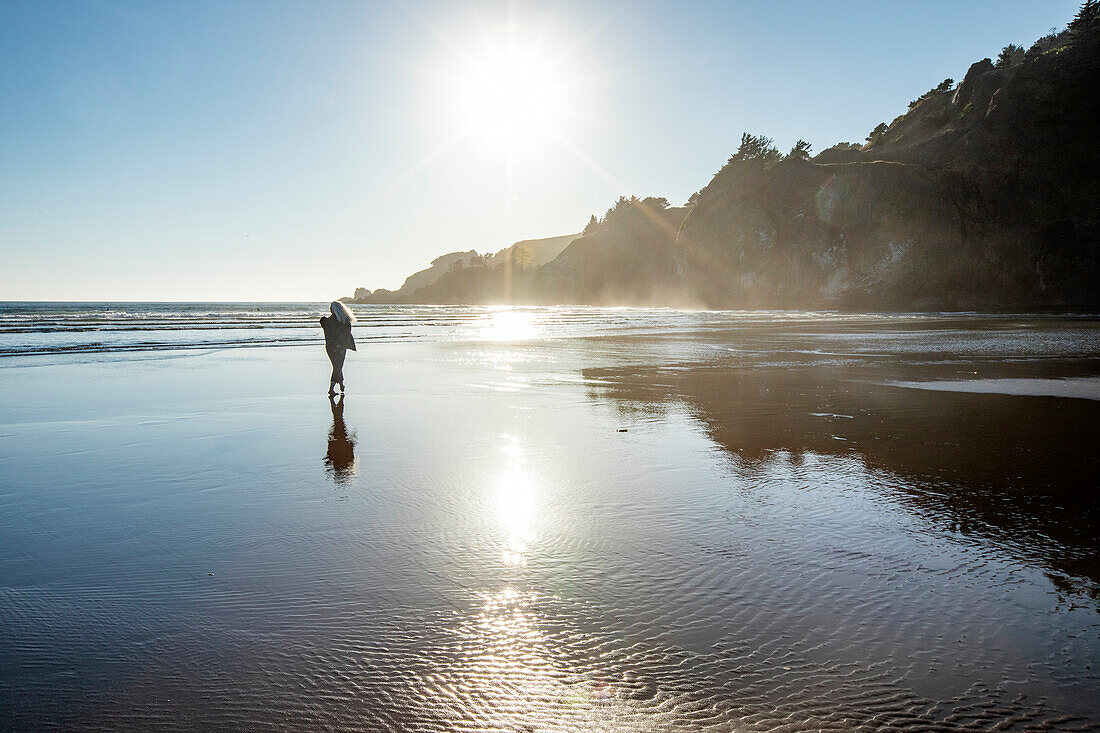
2, 306, 1099, 730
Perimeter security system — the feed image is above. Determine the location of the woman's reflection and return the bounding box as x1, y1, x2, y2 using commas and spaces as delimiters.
324, 394, 357, 483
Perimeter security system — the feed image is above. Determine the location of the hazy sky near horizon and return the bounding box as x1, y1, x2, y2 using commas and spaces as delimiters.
0, 0, 1080, 301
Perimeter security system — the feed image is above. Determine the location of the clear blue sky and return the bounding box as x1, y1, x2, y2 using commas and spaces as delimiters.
0, 0, 1080, 301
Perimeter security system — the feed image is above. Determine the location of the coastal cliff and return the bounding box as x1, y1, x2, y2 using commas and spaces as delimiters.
344, 233, 578, 304
348, 6, 1099, 310
675, 6, 1099, 310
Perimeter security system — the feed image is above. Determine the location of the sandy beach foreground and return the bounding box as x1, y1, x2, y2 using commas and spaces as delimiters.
2, 313, 1099, 730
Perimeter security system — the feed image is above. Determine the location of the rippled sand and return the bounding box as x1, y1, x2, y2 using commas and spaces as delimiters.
1, 313, 1098, 730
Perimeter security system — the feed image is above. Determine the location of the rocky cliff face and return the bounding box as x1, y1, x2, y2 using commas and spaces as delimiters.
676, 154, 1096, 311
679, 160, 941, 308
675, 14, 1099, 310
536, 204, 687, 305
349, 8, 1099, 311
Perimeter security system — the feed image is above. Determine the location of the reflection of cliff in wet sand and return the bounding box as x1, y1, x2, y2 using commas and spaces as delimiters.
324, 394, 356, 483
586, 363, 1100, 595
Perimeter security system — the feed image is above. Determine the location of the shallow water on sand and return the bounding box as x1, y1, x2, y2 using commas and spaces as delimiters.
1, 308, 1099, 730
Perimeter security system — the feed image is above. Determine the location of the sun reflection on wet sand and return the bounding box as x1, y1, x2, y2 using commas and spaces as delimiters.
498, 435, 535, 566
451, 435, 655, 731
464, 586, 637, 731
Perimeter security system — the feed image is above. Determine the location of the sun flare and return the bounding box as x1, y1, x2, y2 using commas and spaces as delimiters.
451, 43, 568, 156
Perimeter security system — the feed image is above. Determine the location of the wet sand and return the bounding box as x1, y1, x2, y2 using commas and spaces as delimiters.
2, 315, 1099, 730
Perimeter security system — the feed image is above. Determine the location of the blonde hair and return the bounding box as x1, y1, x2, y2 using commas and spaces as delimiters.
330, 300, 356, 324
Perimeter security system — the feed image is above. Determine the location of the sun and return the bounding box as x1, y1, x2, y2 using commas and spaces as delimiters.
451, 43, 568, 157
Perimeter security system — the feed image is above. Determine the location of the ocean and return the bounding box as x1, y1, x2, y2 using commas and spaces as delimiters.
3, 301, 1098, 358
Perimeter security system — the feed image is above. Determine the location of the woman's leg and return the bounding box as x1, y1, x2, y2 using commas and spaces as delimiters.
328, 347, 346, 394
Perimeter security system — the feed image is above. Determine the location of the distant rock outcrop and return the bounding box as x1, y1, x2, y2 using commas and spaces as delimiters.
400, 251, 480, 296
343, 234, 579, 303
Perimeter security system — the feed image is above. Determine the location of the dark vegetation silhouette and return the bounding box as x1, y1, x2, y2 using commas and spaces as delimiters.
786, 140, 812, 161
995, 43, 1025, 68
346, 4, 1099, 310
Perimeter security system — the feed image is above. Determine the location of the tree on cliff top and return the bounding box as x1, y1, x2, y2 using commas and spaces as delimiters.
866, 124, 888, 144
511, 246, 533, 270
731, 133, 781, 163
1070, 0, 1100, 34
996, 43, 1024, 67
641, 196, 670, 210
787, 140, 812, 160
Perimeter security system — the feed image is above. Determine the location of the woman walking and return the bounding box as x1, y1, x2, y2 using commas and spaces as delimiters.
320, 301, 356, 395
